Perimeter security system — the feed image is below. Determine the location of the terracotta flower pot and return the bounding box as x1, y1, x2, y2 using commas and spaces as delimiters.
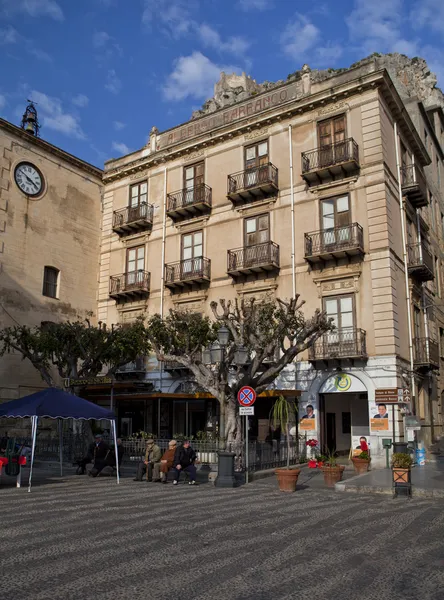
275, 468, 301, 492
317, 461, 324, 468
321, 465, 344, 487
351, 457, 370, 475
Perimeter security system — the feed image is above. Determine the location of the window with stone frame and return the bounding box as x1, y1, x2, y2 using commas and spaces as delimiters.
42, 266, 59, 299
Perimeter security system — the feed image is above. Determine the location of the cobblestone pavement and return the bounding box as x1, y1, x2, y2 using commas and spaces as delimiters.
1, 472, 443, 600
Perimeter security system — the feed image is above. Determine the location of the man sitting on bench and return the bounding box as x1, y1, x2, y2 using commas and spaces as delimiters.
173, 440, 197, 485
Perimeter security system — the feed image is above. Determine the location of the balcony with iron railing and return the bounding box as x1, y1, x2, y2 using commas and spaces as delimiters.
227, 163, 278, 205
227, 241, 280, 276
166, 184, 212, 222
112, 202, 154, 235
413, 337, 439, 370
109, 270, 150, 300
164, 257, 211, 288
304, 223, 364, 263
309, 328, 367, 362
401, 165, 428, 207
301, 138, 360, 186
407, 242, 434, 282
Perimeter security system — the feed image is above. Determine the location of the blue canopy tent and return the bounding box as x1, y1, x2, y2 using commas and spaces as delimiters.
0, 388, 118, 492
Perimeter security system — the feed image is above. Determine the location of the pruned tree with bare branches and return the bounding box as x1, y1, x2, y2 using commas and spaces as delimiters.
149, 295, 332, 450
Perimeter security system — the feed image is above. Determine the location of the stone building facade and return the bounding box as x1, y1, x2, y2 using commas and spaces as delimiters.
97, 54, 444, 465
0, 118, 103, 403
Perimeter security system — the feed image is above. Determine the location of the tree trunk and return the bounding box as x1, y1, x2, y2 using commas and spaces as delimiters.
225, 397, 242, 467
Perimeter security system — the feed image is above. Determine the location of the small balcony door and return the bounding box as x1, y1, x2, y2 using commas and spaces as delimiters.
182, 231, 203, 277
244, 214, 270, 266
318, 115, 346, 166
244, 140, 269, 187
184, 162, 204, 206
126, 246, 145, 288
321, 195, 351, 248
129, 182, 148, 221
323, 295, 355, 356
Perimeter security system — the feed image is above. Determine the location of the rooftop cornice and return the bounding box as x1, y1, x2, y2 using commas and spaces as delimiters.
0, 118, 103, 179
103, 68, 429, 183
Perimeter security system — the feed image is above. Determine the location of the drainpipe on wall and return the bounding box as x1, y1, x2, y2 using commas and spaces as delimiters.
158, 167, 167, 431
394, 121, 416, 416
288, 124, 296, 299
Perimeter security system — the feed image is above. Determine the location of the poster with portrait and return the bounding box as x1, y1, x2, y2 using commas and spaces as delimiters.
370, 401, 392, 433
351, 435, 370, 457
299, 401, 316, 432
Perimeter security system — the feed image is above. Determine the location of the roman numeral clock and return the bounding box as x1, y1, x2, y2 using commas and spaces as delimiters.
14, 162, 44, 197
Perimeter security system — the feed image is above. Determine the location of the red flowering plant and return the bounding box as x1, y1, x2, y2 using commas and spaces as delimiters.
305, 439, 319, 465
306, 439, 318, 448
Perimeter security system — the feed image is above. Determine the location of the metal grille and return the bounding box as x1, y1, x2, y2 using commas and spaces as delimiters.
301, 138, 359, 173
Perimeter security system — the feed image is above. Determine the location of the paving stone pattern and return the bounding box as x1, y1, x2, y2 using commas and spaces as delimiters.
1, 471, 444, 600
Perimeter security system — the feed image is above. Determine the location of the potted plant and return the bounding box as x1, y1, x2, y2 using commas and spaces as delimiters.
321, 448, 345, 487
351, 450, 371, 474
271, 395, 301, 492
306, 438, 318, 468
316, 454, 327, 468
391, 452, 413, 497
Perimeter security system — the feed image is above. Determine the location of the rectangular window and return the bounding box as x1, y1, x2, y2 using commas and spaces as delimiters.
244, 213, 270, 247
323, 295, 355, 331
430, 193, 436, 229
440, 328, 444, 358
413, 306, 422, 340
183, 161, 204, 205
42, 266, 59, 299
244, 140, 269, 188
320, 195, 351, 246
181, 230, 203, 274
400, 141, 409, 170
318, 115, 346, 147
436, 258, 441, 298
129, 182, 147, 208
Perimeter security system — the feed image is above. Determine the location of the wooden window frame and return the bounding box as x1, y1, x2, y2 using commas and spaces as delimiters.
129, 181, 148, 208
42, 266, 59, 299
319, 195, 352, 240
183, 161, 205, 190
244, 139, 269, 170
181, 230, 203, 262
243, 213, 270, 247
322, 294, 356, 330
126, 245, 145, 273
317, 114, 347, 148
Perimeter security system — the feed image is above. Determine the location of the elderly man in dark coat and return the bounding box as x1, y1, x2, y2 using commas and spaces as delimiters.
76, 433, 110, 476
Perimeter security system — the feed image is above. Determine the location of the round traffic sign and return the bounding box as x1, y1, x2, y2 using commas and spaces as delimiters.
238, 386, 256, 406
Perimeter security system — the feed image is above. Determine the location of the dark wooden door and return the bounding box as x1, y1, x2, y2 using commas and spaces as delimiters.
326, 412, 336, 452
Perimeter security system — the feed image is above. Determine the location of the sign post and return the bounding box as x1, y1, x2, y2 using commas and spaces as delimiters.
238, 386, 256, 484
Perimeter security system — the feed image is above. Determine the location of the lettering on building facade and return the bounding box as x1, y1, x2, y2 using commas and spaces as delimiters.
158, 81, 304, 150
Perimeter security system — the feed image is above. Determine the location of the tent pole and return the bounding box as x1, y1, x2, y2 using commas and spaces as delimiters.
28, 416, 38, 493
111, 419, 119, 484
58, 418, 63, 477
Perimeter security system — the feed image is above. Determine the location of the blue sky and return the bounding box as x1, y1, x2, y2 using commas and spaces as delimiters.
1, 0, 443, 168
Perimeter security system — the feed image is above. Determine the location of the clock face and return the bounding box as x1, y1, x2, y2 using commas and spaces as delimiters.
14, 162, 44, 197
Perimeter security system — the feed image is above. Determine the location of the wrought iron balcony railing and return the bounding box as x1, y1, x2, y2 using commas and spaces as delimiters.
309, 328, 367, 361
112, 202, 154, 233
401, 165, 428, 207
227, 241, 280, 274
413, 337, 439, 369
109, 270, 150, 298
166, 184, 212, 221
227, 163, 278, 202
304, 223, 364, 262
164, 257, 211, 287
407, 242, 434, 281
301, 138, 360, 181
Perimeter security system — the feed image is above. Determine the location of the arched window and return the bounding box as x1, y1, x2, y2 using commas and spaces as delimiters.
42, 266, 59, 298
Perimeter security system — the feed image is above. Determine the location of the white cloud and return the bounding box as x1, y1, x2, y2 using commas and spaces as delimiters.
113, 121, 126, 130
413, 0, 444, 35
72, 94, 89, 108
0, 0, 64, 21
0, 94, 6, 110
163, 51, 240, 101
346, 0, 414, 55
28, 45, 53, 62
105, 69, 122, 94
93, 31, 111, 48
112, 141, 131, 155
29, 90, 85, 139
0, 25, 18, 44
238, 0, 271, 10
197, 24, 250, 56
281, 15, 320, 60
142, 0, 193, 38
315, 43, 344, 65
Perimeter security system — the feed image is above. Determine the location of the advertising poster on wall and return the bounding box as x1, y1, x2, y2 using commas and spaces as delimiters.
351, 435, 370, 457
370, 401, 392, 433
299, 402, 316, 432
